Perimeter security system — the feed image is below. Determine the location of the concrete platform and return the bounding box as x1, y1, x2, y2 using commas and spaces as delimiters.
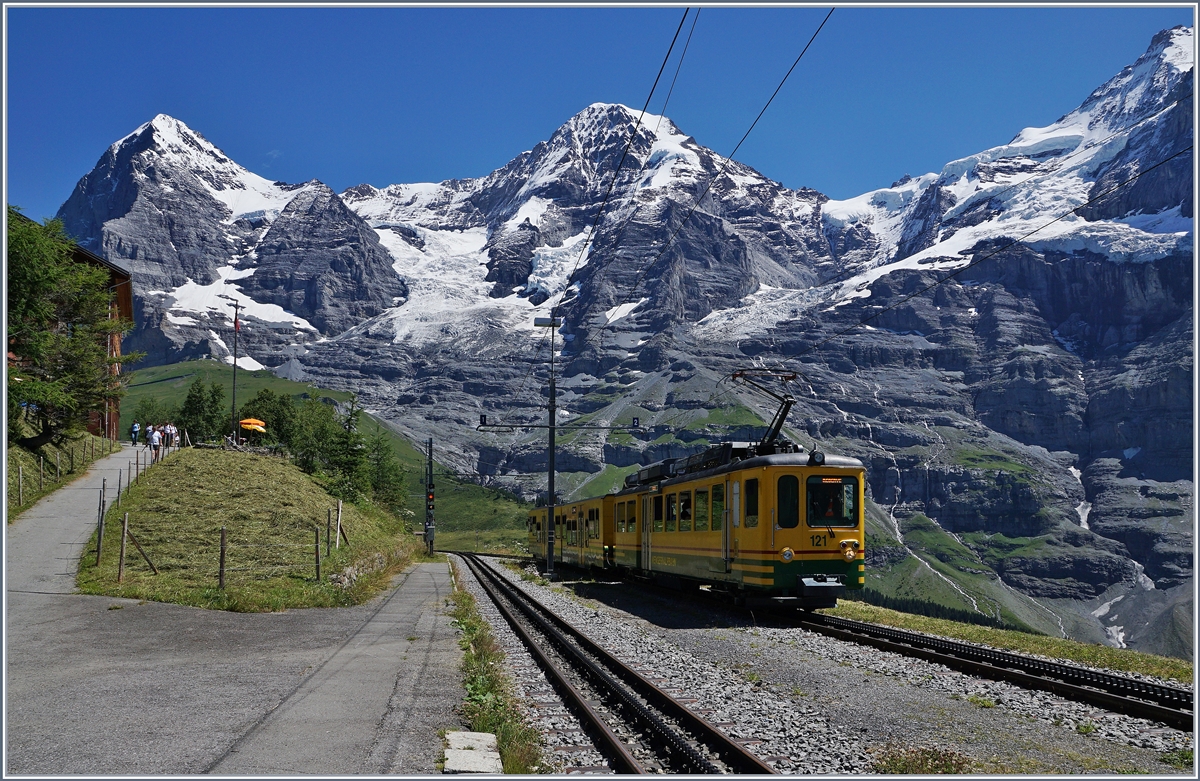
444, 731, 503, 774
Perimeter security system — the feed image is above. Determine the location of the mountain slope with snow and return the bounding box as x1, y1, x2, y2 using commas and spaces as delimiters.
55, 27, 1193, 657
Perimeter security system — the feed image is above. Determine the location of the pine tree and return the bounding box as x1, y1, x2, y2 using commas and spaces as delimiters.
7, 206, 141, 449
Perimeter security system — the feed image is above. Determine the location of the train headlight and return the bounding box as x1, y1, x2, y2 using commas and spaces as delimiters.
839, 539, 860, 561
780, 547, 794, 562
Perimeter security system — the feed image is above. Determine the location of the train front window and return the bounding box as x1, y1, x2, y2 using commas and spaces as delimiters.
778, 475, 799, 528
711, 485, 724, 531
626, 500, 636, 532
666, 494, 677, 532
653, 496, 664, 532
616, 502, 626, 533
806, 476, 859, 527
745, 479, 759, 527
694, 489, 709, 531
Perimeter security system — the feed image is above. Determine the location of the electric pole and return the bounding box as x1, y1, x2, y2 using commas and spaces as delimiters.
425, 437, 435, 555
535, 315, 561, 577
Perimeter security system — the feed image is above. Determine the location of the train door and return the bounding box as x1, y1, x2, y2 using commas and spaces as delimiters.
720, 480, 731, 572
641, 495, 652, 573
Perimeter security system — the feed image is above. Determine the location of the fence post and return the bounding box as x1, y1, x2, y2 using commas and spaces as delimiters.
335, 500, 343, 550
118, 513, 129, 583
40, 457, 44, 492
96, 491, 105, 566
18, 465, 23, 506
117, 470, 122, 508
56, 452, 61, 481
102, 477, 107, 517
136, 451, 140, 484
315, 528, 321, 582
219, 527, 227, 589
125, 528, 158, 574
326, 509, 332, 557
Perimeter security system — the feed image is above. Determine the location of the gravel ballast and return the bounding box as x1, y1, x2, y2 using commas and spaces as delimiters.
455, 556, 1193, 775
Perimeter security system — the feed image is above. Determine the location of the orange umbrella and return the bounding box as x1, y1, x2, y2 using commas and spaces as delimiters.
241, 423, 266, 433
240, 418, 266, 427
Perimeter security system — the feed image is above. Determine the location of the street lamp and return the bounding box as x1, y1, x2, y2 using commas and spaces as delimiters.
534, 315, 562, 577
217, 294, 240, 445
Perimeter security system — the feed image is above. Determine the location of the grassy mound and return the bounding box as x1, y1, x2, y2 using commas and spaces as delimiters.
77, 447, 422, 611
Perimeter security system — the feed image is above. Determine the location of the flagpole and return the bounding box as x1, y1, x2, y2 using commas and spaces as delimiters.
231, 300, 239, 444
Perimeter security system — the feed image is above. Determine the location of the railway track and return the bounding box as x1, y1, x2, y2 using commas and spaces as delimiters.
456, 554, 1192, 736
457, 553, 778, 774
792, 612, 1194, 732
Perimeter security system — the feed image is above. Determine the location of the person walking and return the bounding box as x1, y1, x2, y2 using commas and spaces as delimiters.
150, 426, 162, 464
131, 420, 141, 447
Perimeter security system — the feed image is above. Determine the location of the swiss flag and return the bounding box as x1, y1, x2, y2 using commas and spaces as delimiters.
234, 316, 240, 332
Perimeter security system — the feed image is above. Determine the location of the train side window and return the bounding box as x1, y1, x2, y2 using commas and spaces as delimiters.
665, 493, 677, 532
616, 501, 626, 533
778, 475, 799, 528
711, 485, 724, 531
744, 479, 759, 527
626, 500, 636, 532
653, 495, 664, 532
679, 491, 692, 532
694, 489, 709, 531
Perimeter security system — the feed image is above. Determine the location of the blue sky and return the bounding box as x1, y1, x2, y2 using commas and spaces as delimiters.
5, 5, 1194, 223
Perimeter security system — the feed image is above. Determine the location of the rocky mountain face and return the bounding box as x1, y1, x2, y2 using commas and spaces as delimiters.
56, 27, 1193, 657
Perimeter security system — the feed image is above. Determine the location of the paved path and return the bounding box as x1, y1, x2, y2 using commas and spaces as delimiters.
6, 444, 464, 775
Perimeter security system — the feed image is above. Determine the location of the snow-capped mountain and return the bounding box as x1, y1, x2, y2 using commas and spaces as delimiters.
56, 27, 1193, 657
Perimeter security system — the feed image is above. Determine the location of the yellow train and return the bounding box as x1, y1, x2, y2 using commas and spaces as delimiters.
529, 440, 865, 608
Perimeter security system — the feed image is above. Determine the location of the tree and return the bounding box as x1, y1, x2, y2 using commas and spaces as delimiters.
206, 382, 227, 441
176, 378, 225, 443
239, 388, 298, 447
367, 425, 406, 514
292, 397, 339, 474
326, 396, 370, 501
7, 206, 140, 450
132, 396, 171, 428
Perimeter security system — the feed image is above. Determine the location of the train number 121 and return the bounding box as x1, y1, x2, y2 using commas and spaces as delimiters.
809, 535, 827, 547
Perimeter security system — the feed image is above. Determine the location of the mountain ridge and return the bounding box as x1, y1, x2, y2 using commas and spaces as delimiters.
54, 26, 1194, 657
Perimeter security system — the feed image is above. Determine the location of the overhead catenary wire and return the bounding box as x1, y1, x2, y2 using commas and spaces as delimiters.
580, 9, 705, 301
596, 143, 1193, 448
587, 8, 836, 345
557, 7, 693, 312
487, 9, 692, 429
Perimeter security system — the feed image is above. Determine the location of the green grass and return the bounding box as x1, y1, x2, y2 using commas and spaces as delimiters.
437, 528, 530, 555
1160, 749, 1193, 769
870, 744, 974, 774
823, 601, 1193, 683
6, 430, 115, 523
695, 403, 764, 429
949, 444, 1031, 475
77, 447, 420, 611
447, 561, 542, 773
